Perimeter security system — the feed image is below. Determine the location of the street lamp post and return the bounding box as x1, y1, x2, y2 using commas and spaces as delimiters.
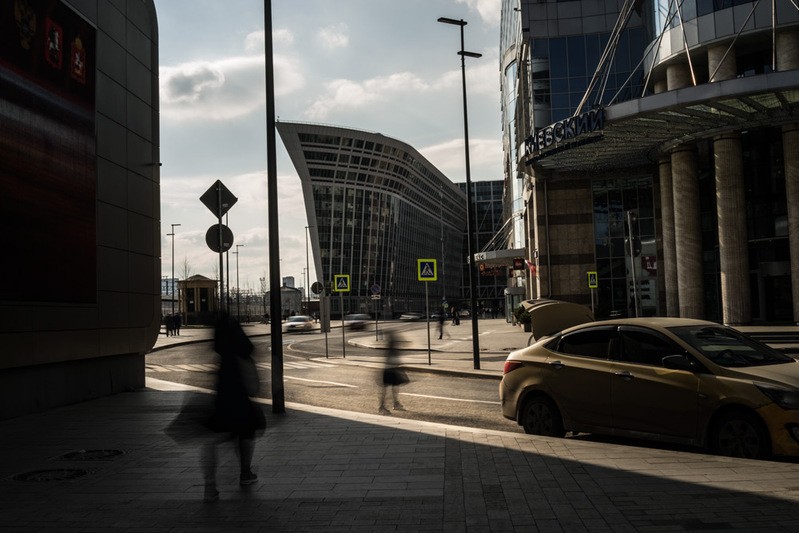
437, 16, 482, 370
234, 244, 245, 321
167, 223, 181, 317
305, 225, 312, 315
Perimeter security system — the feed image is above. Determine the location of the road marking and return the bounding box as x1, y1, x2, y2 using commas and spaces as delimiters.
398, 392, 500, 405
284, 375, 357, 388
146, 360, 337, 374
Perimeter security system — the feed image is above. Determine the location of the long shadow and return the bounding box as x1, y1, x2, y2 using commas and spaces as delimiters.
0, 389, 798, 532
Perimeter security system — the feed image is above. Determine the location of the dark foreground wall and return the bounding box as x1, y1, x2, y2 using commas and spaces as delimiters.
0, 0, 160, 419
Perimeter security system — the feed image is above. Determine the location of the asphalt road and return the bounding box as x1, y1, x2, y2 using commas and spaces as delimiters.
145, 327, 523, 434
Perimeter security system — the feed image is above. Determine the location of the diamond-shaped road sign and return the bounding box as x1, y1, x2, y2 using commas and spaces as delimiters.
200, 180, 238, 219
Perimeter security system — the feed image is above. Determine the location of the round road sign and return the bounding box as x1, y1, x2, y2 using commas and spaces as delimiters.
205, 224, 234, 253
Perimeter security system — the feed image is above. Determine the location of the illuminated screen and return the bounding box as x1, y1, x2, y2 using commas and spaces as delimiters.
0, 0, 96, 303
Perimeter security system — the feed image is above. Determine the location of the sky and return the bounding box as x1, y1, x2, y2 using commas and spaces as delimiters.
155, 0, 504, 296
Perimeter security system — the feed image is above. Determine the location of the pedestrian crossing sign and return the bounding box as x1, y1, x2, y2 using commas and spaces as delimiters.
417, 259, 437, 282
333, 274, 350, 292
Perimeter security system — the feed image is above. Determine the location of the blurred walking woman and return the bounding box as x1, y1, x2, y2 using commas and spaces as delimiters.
202, 312, 265, 502
378, 331, 409, 415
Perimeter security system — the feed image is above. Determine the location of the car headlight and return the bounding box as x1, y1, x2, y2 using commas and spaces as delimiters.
757, 384, 799, 410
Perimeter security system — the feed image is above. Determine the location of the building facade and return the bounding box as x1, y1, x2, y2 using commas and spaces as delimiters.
277, 122, 467, 318
457, 180, 512, 316
502, 0, 799, 324
0, 0, 161, 418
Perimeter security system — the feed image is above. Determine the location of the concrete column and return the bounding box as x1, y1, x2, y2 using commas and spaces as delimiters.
671, 145, 704, 318
708, 44, 737, 82
653, 79, 667, 94
708, 43, 749, 324
778, 31, 799, 323
659, 158, 678, 316
715, 134, 750, 325
785, 125, 799, 324
776, 31, 799, 71
666, 62, 692, 90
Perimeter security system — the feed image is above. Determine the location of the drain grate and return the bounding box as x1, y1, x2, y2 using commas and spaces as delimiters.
54, 449, 125, 461
13, 468, 88, 482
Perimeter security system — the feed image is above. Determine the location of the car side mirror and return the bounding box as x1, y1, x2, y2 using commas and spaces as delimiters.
662, 354, 694, 371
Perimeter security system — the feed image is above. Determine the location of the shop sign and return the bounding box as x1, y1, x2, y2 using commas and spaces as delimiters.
524, 108, 605, 161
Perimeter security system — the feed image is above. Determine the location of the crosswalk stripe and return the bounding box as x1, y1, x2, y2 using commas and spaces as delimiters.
146, 360, 336, 373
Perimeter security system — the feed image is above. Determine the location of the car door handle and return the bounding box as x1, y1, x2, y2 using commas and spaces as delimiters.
614, 371, 634, 380
548, 360, 564, 369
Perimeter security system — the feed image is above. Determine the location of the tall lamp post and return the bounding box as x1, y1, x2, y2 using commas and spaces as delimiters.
234, 244, 245, 321
437, 16, 482, 369
167, 223, 181, 316
305, 225, 313, 314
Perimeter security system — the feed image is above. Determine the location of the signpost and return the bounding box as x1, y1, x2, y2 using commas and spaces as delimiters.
417, 259, 437, 364
333, 274, 350, 357
200, 180, 238, 312
371, 283, 381, 341
587, 271, 598, 314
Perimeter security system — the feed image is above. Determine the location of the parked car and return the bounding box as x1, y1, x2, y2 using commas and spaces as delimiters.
283, 315, 314, 333
500, 316, 799, 459
399, 312, 424, 321
344, 313, 370, 331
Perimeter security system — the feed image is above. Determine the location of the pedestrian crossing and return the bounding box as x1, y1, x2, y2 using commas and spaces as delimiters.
145, 359, 336, 373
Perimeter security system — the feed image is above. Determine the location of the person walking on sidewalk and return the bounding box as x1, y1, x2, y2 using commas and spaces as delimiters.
202, 312, 265, 502
437, 311, 445, 340
378, 331, 409, 415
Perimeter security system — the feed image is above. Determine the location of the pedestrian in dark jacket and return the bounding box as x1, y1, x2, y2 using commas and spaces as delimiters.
202, 312, 264, 502
378, 331, 408, 415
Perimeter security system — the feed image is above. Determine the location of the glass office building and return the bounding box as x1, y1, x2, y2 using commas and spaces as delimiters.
457, 180, 510, 315
277, 122, 467, 317
502, 0, 799, 324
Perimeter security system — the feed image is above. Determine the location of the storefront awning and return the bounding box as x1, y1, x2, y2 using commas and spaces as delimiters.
473, 248, 526, 266
525, 70, 799, 173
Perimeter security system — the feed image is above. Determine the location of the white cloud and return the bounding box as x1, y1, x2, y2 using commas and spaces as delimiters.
245, 29, 295, 51
420, 137, 503, 178
456, 0, 503, 26
160, 54, 304, 121
304, 72, 429, 120
317, 23, 349, 49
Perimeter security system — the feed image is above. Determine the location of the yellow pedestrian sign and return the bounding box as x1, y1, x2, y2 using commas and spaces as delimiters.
587, 271, 598, 289
333, 274, 350, 292
417, 259, 437, 282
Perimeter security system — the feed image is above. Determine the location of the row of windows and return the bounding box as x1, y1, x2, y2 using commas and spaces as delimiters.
652, 0, 756, 32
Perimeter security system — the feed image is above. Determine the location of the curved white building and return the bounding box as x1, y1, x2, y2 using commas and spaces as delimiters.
277, 122, 467, 317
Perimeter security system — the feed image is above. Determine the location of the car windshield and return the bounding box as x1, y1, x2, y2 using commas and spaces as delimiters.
669, 325, 793, 368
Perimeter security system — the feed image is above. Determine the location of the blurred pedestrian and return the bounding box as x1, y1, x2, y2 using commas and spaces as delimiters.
437, 312, 445, 340
164, 314, 174, 336
378, 331, 409, 415
202, 312, 265, 502
174, 313, 182, 335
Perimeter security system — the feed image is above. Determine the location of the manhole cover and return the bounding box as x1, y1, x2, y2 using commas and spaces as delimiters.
55, 449, 125, 461
13, 469, 88, 482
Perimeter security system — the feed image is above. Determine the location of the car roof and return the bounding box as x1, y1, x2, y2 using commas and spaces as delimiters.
559, 317, 720, 335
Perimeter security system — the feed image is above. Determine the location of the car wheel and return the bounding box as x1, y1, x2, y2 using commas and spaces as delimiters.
710, 411, 770, 459
520, 396, 565, 438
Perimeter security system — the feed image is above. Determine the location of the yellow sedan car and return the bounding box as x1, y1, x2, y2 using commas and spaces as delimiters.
500, 317, 799, 459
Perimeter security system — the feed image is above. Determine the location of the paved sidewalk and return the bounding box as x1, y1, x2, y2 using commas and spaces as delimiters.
2, 320, 799, 531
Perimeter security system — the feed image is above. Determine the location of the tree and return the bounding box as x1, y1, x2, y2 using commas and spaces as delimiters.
180, 256, 193, 280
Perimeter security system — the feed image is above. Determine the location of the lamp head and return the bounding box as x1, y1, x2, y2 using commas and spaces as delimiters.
437, 17, 466, 26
